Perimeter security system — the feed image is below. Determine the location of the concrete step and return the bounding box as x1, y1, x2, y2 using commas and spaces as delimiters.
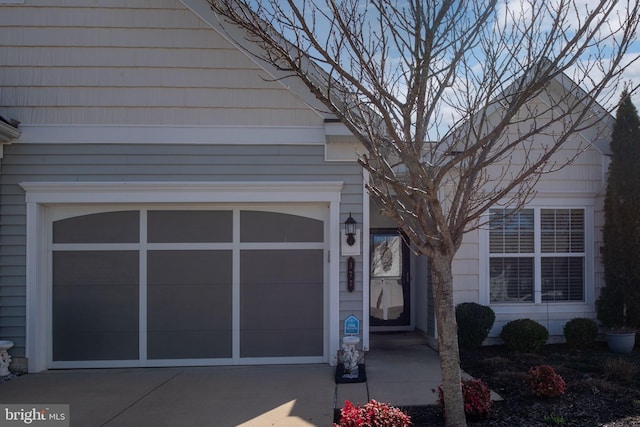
369, 331, 430, 349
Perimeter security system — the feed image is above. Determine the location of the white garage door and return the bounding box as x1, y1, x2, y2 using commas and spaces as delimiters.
49, 206, 327, 368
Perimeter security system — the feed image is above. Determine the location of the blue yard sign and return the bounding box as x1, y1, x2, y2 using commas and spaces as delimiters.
344, 315, 360, 335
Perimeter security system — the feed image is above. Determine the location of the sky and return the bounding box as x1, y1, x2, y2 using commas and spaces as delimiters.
496, 0, 640, 107
249, 0, 640, 120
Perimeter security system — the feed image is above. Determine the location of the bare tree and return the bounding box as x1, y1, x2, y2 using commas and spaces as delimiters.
206, 0, 639, 425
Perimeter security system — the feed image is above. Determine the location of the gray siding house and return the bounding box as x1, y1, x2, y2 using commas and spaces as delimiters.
0, 0, 611, 373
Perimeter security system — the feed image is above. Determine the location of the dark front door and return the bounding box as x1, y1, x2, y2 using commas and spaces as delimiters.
370, 229, 410, 327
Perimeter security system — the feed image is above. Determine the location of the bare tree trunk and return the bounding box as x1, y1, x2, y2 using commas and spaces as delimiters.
431, 252, 466, 427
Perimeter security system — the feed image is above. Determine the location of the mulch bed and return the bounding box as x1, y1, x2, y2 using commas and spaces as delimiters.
336, 342, 640, 426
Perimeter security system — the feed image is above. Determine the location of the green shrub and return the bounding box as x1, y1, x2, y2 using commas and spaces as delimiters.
598, 91, 640, 331
456, 302, 496, 349
563, 318, 598, 349
500, 319, 549, 352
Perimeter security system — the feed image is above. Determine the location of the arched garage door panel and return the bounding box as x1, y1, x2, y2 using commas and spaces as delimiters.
240, 210, 324, 242
53, 210, 140, 244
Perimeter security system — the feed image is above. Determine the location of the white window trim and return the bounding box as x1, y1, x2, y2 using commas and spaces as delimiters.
21, 181, 344, 373
479, 199, 595, 315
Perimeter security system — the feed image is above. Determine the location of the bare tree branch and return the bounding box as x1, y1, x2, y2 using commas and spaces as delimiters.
206, 0, 639, 424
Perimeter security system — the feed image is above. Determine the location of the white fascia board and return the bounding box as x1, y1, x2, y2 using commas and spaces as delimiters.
20, 181, 344, 204
16, 125, 327, 145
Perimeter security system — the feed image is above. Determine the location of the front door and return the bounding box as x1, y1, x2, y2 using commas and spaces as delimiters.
370, 229, 410, 328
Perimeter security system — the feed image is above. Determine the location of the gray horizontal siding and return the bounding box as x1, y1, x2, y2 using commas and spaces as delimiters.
4, 0, 179, 9
0, 5, 203, 29
0, 68, 288, 89
0, 1, 321, 126
0, 142, 364, 359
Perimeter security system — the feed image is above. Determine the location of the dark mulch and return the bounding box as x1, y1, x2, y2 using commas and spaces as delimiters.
403, 342, 640, 426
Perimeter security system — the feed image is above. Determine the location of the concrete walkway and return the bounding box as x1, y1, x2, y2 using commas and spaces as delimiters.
0, 335, 443, 426
337, 337, 443, 409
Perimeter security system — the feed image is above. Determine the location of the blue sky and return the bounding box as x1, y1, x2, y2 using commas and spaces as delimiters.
251, 0, 640, 119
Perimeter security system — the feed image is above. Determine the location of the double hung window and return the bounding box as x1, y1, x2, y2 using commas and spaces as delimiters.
489, 208, 585, 303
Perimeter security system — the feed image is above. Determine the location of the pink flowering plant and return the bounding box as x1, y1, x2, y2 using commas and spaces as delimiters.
334, 399, 412, 427
529, 364, 566, 397
437, 378, 492, 420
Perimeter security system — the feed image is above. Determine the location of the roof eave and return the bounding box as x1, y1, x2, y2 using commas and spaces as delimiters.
0, 120, 20, 143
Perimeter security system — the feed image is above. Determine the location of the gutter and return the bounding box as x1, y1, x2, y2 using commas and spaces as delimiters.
0, 119, 20, 143
0, 118, 21, 158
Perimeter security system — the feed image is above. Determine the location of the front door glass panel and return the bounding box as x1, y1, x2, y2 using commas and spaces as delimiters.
370, 230, 410, 326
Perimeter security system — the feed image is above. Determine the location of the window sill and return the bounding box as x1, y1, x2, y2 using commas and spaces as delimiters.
489, 301, 592, 314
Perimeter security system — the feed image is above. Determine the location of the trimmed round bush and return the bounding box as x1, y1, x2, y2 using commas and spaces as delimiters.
563, 318, 598, 349
500, 319, 549, 352
456, 302, 496, 349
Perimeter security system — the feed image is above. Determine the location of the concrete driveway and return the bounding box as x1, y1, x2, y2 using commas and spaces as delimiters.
0, 365, 336, 426
0, 334, 449, 427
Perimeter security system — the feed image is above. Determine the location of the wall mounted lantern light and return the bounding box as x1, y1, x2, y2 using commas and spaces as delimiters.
341, 213, 360, 256
345, 213, 357, 246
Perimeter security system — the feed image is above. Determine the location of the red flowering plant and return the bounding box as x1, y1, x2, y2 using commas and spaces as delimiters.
529, 365, 566, 397
437, 378, 492, 420
333, 399, 412, 427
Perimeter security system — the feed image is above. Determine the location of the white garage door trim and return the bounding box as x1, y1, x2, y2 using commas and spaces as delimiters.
21, 181, 344, 373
